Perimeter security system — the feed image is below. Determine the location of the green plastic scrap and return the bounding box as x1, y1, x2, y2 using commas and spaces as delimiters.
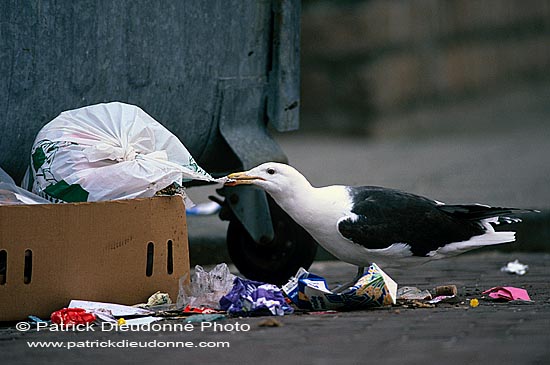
185, 314, 226, 323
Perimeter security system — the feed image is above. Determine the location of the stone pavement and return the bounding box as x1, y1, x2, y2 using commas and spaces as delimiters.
1, 252, 549, 364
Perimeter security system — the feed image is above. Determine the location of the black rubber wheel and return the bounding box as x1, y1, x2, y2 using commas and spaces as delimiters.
227, 197, 318, 285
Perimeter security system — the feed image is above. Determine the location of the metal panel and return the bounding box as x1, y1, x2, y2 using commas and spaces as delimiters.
267, 0, 301, 132
0, 0, 299, 183
218, 78, 287, 170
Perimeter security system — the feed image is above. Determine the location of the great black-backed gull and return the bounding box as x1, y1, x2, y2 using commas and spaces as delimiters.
226, 162, 534, 285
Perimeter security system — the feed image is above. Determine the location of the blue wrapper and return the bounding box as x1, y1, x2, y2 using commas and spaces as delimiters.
220, 277, 294, 316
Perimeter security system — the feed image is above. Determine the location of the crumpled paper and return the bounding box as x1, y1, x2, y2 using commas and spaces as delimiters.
146, 291, 172, 306
68, 300, 154, 323
283, 263, 397, 311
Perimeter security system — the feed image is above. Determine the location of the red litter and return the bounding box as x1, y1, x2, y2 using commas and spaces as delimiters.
50, 308, 96, 325
182, 305, 224, 314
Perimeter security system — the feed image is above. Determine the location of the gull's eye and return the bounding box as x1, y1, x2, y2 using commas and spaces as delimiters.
267, 168, 276, 175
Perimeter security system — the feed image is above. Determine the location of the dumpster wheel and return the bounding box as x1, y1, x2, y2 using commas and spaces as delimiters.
226, 197, 318, 285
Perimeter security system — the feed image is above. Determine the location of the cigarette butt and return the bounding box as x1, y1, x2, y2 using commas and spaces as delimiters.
435, 285, 457, 296
258, 318, 283, 327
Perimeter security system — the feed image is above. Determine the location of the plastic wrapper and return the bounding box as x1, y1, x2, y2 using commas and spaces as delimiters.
283, 263, 397, 310
0, 166, 15, 185
219, 278, 293, 316
428, 295, 458, 304
397, 286, 432, 300
0, 166, 50, 205
24, 102, 217, 203
177, 263, 236, 309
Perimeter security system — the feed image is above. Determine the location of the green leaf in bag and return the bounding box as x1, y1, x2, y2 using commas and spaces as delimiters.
32, 147, 47, 172
44, 180, 89, 202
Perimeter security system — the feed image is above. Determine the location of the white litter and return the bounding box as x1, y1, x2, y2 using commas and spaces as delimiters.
68, 299, 154, 323
186, 201, 221, 216
500, 259, 529, 276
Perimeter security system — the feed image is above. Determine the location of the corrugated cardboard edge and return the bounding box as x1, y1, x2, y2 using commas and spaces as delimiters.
0, 196, 189, 321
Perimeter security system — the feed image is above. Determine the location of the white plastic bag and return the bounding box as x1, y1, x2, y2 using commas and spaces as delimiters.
0, 166, 50, 205
0, 166, 15, 185
25, 102, 216, 202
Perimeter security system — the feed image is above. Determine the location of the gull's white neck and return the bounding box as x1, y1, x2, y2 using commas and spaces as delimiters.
265, 177, 352, 238
261, 171, 370, 265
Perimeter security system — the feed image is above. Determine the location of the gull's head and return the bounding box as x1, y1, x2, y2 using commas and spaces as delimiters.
225, 162, 309, 196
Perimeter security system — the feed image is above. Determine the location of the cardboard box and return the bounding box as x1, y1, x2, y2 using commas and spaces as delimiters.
0, 196, 189, 321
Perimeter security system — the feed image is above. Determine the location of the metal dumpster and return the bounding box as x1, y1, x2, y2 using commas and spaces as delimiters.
0, 0, 317, 284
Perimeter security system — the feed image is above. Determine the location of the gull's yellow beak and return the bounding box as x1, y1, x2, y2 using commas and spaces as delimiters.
224, 172, 266, 186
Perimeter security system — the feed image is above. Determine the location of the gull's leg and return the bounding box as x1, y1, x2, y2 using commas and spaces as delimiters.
354, 266, 366, 281
333, 266, 365, 293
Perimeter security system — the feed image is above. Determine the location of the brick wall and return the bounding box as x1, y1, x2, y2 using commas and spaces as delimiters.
300, 0, 550, 134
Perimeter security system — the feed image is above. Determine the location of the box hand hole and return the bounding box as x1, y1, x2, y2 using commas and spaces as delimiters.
167, 240, 173, 275
24, 249, 32, 284
0, 250, 6, 285
146, 242, 154, 277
